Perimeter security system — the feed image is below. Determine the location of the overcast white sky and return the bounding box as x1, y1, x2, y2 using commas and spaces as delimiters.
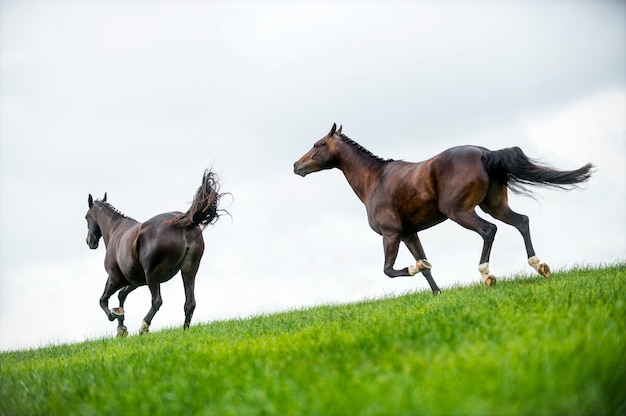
1, 1, 624, 351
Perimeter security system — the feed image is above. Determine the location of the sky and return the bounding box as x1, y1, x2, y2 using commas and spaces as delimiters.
1, 1, 624, 351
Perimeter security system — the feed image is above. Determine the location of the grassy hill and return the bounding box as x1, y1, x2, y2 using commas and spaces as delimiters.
1, 264, 624, 415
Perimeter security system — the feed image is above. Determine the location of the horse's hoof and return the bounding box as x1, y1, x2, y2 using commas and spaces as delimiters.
538, 263, 551, 278
139, 321, 150, 335
117, 326, 128, 338
111, 307, 125, 317
484, 276, 497, 287
408, 259, 432, 275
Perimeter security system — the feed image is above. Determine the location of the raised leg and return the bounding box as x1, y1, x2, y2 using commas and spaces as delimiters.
99, 275, 126, 322
403, 233, 440, 294
382, 233, 411, 278
448, 210, 498, 286
140, 279, 163, 334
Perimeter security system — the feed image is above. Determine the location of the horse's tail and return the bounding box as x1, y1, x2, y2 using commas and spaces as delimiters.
482, 146, 594, 196
169, 169, 226, 229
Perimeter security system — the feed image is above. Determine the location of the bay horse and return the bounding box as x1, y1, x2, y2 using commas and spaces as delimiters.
85, 169, 225, 336
293, 123, 593, 292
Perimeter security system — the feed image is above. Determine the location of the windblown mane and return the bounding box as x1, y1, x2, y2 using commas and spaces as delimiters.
339, 133, 394, 164
96, 200, 136, 221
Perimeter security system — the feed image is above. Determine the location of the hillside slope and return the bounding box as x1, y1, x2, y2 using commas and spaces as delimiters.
1, 264, 625, 415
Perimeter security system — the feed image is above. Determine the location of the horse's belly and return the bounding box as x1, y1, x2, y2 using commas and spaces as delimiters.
367, 201, 444, 235
406, 215, 448, 232
400, 204, 446, 230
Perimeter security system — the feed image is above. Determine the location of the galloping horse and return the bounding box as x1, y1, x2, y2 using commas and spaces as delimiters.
85, 169, 225, 336
294, 124, 593, 292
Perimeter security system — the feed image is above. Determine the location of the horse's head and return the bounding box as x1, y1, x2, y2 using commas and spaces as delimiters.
85, 193, 106, 249
293, 123, 343, 177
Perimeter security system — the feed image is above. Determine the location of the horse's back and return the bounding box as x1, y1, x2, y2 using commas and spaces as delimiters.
383, 145, 487, 193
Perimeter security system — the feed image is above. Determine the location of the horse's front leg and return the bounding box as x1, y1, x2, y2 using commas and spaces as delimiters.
382, 233, 413, 278
140, 279, 163, 335
99, 276, 125, 322
115, 285, 138, 337
403, 233, 440, 294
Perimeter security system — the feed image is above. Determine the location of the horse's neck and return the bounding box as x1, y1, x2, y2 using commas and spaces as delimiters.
96, 205, 135, 245
337, 147, 383, 203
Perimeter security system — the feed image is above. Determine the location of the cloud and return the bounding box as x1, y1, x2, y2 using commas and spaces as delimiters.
527, 89, 626, 187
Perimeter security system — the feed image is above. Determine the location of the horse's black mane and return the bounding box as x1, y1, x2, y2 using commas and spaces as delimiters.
96, 200, 136, 221
339, 133, 394, 164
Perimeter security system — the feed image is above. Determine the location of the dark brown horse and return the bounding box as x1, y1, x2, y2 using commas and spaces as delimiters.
85, 169, 225, 336
294, 124, 593, 292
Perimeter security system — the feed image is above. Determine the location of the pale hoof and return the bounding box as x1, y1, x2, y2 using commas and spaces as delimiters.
117, 326, 128, 338
139, 321, 150, 335
538, 263, 551, 278
111, 307, 125, 317
528, 256, 550, 278
408, 259, 432, 275
484, 276, 497, 287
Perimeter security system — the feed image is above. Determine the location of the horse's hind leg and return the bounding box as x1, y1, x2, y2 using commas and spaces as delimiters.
448, 210, 498, 286
480, 185, 551, 278
181, 269, 197, 330
483, 206, 550, 277
403, 233, 440, 294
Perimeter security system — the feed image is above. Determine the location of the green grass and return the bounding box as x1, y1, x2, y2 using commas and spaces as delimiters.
1, 264, 625, 415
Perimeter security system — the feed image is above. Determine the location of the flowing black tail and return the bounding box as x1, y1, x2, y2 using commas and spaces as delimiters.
169, 169, 225, 229
482, 146, 594, 196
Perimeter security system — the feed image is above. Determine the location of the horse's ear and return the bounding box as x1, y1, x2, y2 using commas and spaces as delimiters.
328, 123, 337, 137
103, 192, 107, 202
337, 125, 342, 135
88, 194, 93, 208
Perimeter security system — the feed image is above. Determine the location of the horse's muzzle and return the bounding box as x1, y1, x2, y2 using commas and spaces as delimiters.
86, 234, 99, 249
293, 161, 308, 177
